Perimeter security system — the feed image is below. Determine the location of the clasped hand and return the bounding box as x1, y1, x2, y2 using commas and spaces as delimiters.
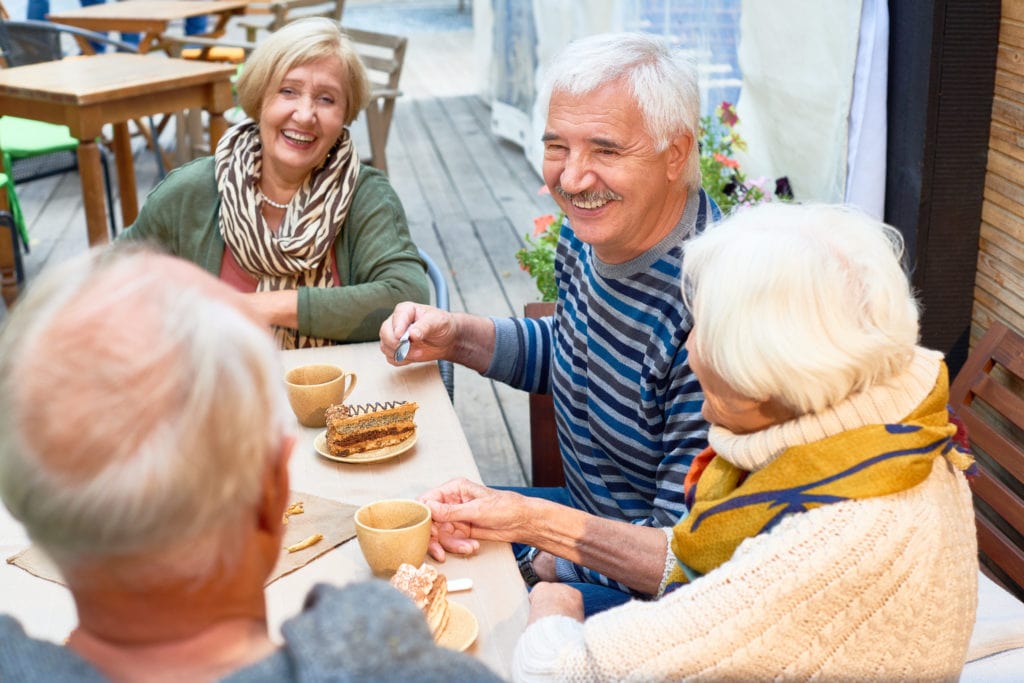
418, 478, 529, 561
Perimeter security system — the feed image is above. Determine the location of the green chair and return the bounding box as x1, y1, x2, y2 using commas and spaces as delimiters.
0, 19, 154, 254
0, 116, 117, 250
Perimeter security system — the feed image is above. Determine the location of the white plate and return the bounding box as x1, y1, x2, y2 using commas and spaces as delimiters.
314, 431, 417, 464
436, 601, 478, 652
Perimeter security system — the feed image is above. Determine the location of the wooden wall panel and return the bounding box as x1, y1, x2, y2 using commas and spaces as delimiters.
974, 3, 1024, 343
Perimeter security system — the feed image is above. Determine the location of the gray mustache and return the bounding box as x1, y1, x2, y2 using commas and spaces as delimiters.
554, 186, 624, 204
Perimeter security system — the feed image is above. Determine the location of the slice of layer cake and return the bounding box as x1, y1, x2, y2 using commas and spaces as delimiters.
390, 562, 451, 638
324, 400, 418, 458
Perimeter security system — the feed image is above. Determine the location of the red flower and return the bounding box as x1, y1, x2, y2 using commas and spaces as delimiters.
713, 153, 739, 169
533, 214, 556, 236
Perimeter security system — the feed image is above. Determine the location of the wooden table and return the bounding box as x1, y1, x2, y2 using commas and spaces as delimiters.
47, 0, 252, 55
0, 342, 530, 678
0, 53, 235, 247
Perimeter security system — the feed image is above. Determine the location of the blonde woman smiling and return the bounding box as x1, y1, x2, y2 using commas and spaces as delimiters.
123, 18, 428, 348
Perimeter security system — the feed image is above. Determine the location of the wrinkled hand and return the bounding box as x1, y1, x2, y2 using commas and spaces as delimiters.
379, 302, 457, 366
527, 582, 584, 625
419, 478, 528, 561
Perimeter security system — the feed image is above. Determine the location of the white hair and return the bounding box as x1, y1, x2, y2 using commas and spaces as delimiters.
0, 245, 292, 585
682, 203, 921, 415
537, 32, 702, 189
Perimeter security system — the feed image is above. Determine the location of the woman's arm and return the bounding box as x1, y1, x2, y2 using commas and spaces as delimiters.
299, 167, 430, 342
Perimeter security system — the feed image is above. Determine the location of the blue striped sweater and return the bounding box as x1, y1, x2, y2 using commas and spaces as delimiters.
487, 189, 718, 594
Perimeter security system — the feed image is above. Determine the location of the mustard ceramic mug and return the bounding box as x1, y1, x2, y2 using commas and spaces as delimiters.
354, 499, 431, 576
284, 364, 358, 428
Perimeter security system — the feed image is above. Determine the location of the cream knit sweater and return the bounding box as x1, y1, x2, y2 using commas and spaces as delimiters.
512, 348, 979, 682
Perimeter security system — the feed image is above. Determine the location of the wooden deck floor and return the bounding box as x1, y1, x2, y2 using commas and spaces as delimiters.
2, 27, 554, 487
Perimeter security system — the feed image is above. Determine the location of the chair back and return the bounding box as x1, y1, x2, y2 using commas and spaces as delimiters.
950, 320, 1024, 602
0, 19, 63, 66
0, 19, 137, 67
239, 0, 346, 42
344, 27, 407, 174
417, 247, 453, 402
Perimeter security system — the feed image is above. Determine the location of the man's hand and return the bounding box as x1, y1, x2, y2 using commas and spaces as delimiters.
419, 478, 532, 561
379, 304, 497, 373
379, 302, 457, 366
527, 582, 584, 625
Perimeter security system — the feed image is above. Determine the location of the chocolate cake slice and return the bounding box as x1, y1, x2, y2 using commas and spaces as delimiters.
325, 400, 418, 457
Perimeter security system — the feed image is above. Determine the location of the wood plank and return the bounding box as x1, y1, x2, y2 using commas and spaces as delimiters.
982, 198, 1024, 242
988, 119, 1024, 162
998, 43, 1024, 79
986, 146, 1024, 186
975, 270, 1024, 330
976, 239, 1024, 298
991, 95, 1024, 131
984, 165, 1024, 208
999, 16, 1024, 49
1003, 1, 1024, 24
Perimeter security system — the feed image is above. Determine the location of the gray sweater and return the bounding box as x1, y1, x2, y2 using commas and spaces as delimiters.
0, 582, 502, 682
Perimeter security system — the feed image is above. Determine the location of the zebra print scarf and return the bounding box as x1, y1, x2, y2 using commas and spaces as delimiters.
214, 120, 359, 349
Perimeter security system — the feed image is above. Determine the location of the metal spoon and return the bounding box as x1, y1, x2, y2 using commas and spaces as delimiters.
393, 328, 412, 362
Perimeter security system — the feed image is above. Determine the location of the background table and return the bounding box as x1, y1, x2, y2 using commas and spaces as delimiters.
0, 53, 235, 247
0, 342, 529, 678
47, 0, 251, 54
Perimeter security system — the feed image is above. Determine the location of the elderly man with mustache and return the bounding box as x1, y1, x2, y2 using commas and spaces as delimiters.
379, 32, 719, 616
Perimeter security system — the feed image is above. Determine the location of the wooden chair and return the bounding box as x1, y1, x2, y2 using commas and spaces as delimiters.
524, 301, 564, 486
949, 320, 1024, 603
237, 0, 345, 43
345, 26, 407, 175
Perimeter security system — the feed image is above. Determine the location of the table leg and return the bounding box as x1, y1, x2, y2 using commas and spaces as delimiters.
76, 140, 110, 246
112, 122, 139, 229
208, 111, 227, 152
0, 219, 17, 307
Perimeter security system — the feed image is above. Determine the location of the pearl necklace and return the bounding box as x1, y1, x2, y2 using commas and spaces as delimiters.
258, 192, 290, 210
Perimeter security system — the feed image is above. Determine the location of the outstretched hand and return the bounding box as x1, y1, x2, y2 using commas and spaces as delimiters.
418, 478, 529, 561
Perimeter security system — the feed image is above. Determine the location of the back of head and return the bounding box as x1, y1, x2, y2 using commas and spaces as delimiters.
237, 17, 370, 126
682, 203, 921, 415
0, 246, 291, 585
538, 32, 701, 188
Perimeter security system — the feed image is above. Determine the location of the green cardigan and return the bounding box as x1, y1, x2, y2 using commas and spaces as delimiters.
120, 157, 429, 342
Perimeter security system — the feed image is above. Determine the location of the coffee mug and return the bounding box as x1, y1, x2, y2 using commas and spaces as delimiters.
284, 363, 357, 428
354, 499, 431, 576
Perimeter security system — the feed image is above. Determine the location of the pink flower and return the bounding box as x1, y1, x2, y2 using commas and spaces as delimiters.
713, 153, 739, 169
533, 214, 556, 236
720, 101, 738, 127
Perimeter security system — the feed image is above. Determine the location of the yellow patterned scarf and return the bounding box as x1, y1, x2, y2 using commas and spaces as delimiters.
665, 364, 973, 591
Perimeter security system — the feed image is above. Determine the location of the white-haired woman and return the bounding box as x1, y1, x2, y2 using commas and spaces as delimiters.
512, 203, 978, 681
122, 17, 428, 348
